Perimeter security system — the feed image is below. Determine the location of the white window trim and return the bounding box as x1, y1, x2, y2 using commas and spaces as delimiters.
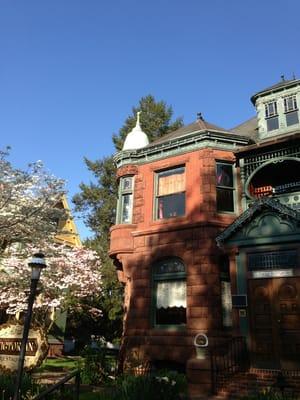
116, 176, 134, 224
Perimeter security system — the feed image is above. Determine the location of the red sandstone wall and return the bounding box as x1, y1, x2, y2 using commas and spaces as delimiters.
110, 147, 240, 369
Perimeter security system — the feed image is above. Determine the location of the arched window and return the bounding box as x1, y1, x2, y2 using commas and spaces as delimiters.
152, 258, 186, 326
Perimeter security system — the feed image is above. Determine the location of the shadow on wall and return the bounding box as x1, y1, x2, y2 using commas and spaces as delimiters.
112, 153, 235, 374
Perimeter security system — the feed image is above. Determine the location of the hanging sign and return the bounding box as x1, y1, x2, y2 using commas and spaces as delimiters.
0, 323, 48, 372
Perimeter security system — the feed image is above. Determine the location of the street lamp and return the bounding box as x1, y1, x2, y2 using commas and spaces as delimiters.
13, 253, 47, 400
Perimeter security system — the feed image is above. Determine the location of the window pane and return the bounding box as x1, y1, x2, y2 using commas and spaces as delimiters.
158, 167, 185, 196
267, 116, 279, 131
217, 188, 234, 212
265, 101, 277, 117
156, 307, 186, 325
216, 164, 233, 187
156, 280, 186, 325
157, 192, 185, 219
155, 258, 185, 274
122, 177, 133, 191
121, 194, 132, 223
156, 281, 186, 308
284, 96, 297, 112
286, 111, 299, 126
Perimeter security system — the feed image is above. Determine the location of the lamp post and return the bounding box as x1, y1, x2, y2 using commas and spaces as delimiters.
13, 253, 47, 400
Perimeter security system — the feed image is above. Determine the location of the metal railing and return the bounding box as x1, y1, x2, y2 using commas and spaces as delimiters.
32, 369, 80, 400
210, 336, 249, 395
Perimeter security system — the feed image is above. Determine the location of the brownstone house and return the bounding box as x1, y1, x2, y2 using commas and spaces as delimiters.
109, 79, 300, 397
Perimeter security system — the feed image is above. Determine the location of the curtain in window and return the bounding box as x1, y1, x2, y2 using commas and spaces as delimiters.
158, 172, 185, 196
156, 281, 186, 308
221, 281, 232, 327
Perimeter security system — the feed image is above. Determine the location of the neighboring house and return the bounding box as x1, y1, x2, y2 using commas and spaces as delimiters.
55, 195, 82, 248
0, 195, 81, 357
109, 78, 300, 396
48, 195, 81, 356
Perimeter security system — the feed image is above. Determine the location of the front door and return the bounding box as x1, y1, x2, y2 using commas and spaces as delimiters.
249, 277, 300, 369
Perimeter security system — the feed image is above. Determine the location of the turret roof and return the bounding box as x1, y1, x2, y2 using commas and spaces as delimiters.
122, 112, 149, 151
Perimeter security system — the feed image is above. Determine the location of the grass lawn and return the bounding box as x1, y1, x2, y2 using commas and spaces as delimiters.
35, 356, 83, 372
34, 356, 114, 400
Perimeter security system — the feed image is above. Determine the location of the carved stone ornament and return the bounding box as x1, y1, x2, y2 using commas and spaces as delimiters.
216, 197, 300, 247
116, 165, 138, 179
0, 322, 49, 373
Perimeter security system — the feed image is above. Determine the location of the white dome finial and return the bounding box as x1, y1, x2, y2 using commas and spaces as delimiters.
122, 111, 149, 151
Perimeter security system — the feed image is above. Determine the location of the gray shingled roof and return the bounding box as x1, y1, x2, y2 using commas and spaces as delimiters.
251, 78, 300, 104
230, 116, 259, 141
148, 118, 250, 147
150, 119, 229, 145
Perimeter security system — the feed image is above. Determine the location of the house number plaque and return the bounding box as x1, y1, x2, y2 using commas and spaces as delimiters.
252, 269, 293, 279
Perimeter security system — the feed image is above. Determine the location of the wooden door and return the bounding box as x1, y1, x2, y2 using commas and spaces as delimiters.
248, 277, 300, 369
275, 278, 300, 369
248, 279, 279, 368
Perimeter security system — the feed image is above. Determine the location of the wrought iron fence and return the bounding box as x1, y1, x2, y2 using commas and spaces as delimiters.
210, 336, 249, 395
32, 370, 80, 400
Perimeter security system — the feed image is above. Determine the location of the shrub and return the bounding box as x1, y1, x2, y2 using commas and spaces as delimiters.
95, 371, 187, 400
0, 373, 39, 400
80, 345, 115, 385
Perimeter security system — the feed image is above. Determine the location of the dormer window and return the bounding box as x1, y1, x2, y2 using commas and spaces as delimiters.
284, 95, 299, 126
265, 101, 279, 131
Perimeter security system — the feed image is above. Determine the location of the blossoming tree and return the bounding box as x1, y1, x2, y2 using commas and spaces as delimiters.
0, 149, 103, 335
0, 148, 66, 254
0, 241, 102, 332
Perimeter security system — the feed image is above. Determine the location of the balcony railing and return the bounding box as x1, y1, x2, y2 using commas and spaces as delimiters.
273, 181, 300, 194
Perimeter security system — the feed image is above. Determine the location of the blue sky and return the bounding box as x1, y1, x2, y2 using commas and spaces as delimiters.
0, 0, 299, 238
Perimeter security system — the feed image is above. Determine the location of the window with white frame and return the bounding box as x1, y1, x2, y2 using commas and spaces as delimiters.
153, 258, 186, 326
117, 176, 134, 224
155, 166, 185, 220
284, 95, 299, 126
265, 101, 279, 131
216, 162, 235, 213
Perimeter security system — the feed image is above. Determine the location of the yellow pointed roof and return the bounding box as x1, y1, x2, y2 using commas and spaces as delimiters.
55, 195, 81, 247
